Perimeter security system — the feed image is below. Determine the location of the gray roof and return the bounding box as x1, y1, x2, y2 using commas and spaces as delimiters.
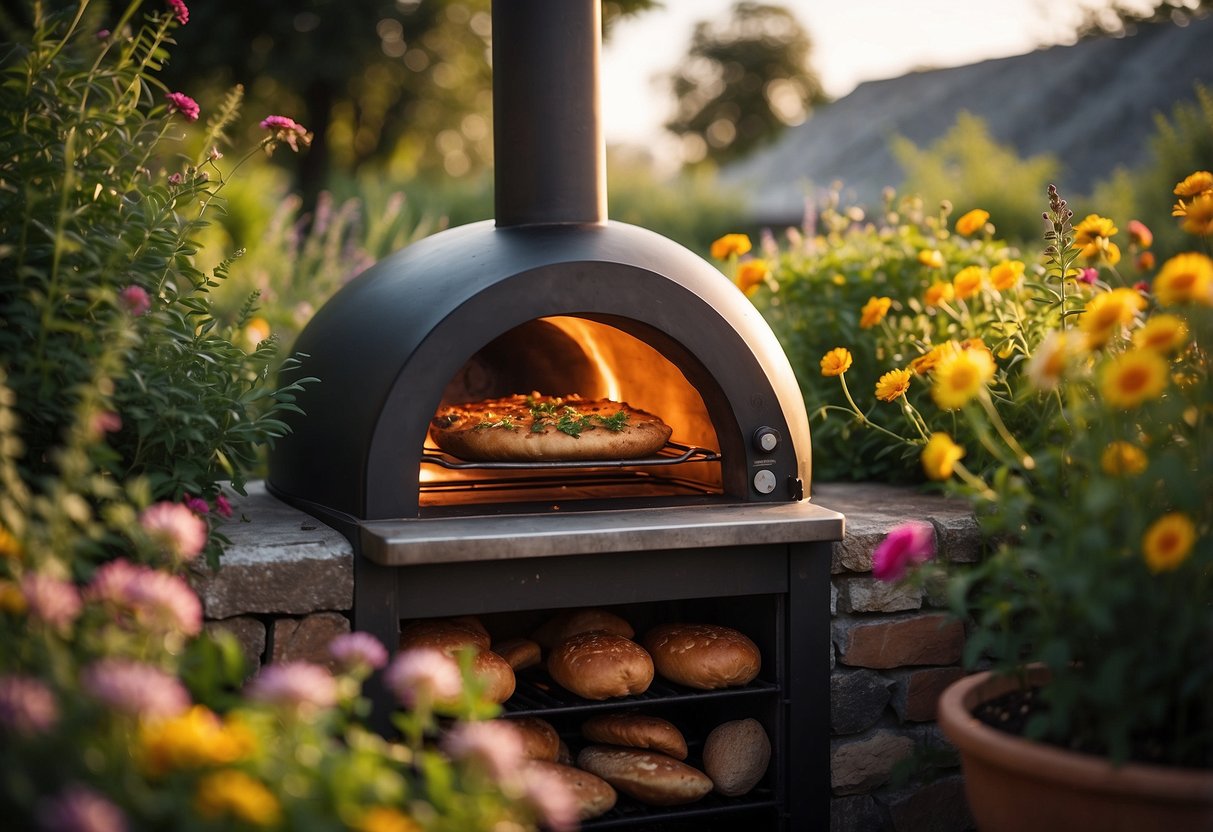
722, 16, 1213, 226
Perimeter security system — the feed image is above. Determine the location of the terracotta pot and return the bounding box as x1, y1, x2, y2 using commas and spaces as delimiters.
937, 667, 1213, 832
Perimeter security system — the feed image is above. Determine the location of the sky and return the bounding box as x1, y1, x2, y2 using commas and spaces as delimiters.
600, 0, 1101, 159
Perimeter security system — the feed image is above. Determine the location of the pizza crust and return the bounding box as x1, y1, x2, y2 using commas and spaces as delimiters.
430, 393, 673, 462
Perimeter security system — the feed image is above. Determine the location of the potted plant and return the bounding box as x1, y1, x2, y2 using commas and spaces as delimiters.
783, 180, 1212, 827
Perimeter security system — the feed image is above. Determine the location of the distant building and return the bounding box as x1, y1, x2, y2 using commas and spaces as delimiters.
722, 16, 1213, 227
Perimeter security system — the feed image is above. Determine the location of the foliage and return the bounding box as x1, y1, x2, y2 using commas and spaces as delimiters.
665, 1, 825, 166
830, 178, 1213, 767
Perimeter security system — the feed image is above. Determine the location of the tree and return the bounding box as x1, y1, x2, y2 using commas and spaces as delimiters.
1067, 0, 1211, 36
664, 2, 825, 167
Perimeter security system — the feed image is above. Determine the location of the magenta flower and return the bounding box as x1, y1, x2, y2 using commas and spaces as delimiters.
871, 521, 936, 582
0, 675, 59, 736
139, 501, 208, 562
36, 785, 128, 832
21, 573, 82, 631
118, 285, 150, 316
441, 720, 526, 781
328, 631, 389, 674
86, 559, 202, 636
183, 493, 209, 514
384, 647, 462, 707
214, 493, 233, 518
81, 659, 190, 719
167, 172, 184, 186
1078, 267, 1099, 285
259, 115, 312, 154
246, 662, 338, 712
165, 91, 199, 122
166, 0, 189, 25
96, 29, 111, 40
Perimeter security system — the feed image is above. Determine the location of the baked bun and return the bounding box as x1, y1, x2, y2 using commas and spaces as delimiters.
581, 711, 688, 760
500, 716, 560, 761
576, 746, 712, 806
702, 718, 771, 796
493, 637, 542, 671
547, 632, 654, 700
531, 608, 634, 650
400, 617, 491, 653
523, 760, 617, 820
471, 650, 515, 704
640, 623, 761, 690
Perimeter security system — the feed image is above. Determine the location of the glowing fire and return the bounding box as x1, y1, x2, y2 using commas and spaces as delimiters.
547, 317, 622, 400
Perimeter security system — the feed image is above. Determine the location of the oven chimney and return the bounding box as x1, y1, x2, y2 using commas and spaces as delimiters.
492, 0, 606, 227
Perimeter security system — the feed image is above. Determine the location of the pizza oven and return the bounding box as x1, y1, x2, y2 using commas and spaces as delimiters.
266, 1, 844, 828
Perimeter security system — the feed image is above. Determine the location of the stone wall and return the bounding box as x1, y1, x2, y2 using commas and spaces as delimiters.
189, 481, 978, 832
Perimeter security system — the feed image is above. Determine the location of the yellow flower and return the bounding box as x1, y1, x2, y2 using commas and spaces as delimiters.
921, 433, 965, 481
917, 249, 944, 269
710, 233, 752, 260
139, 706, 256, 777
1142, 512, 1197, 573
1100, 441, 1148, 477
1079, 288, 1146, 348
909, 343, 949, 376
954, 209, 989, 237
353, 807, 424, 832
952, 266, 986, 300
1173, 170, 1213, 199
1099, 348, 1168, 409
195, 770, 282, 828
735, 259, 768, 295
923, 280, 954, 307
0, 526, 21, 560
0, 579, 26, 615
1026, 331, 1076, 391
820, 348, 853, 377
1180, 193, 1213, 236
859, 296, 892, 329
1074, 214, 1121, 264
989, 260, 1025, 291
1153, 252, 1213, 306
1133, 314, 1189, 354
244, 316, 271, 350
931, 345, 996, 410
875, 368, 912, 402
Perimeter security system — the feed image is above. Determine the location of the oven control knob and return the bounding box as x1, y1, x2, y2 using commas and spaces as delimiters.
753, 469, 777, 494
753, 426, 780, 453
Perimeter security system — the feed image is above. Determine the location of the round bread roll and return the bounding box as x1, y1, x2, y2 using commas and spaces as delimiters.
493, 637, 542, 671
547, 632, 654, 700
471, 650, 515, 704
531, 608, 635, 650
499, 716, 560, 761
576, 746, 712, 807
555, 739, 573, 766
400, 617, 491, 653
581, 711, 688, 760
523, 760, 617, 820
641, 623, 761, 690
702, 718, 771, 797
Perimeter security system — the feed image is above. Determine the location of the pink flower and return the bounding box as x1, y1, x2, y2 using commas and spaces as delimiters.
214, 494, 233, 518
183, 493, 209, 514
166, 0, 188, 25
0, 675, 59, 736
1127, 219, 1153, 248
86, 559, 202, 636
328, 632, 389, 674
119, 285, 150, 316
384, 647, 462, 707
259, 115, 312, 154
167, 172, 183, 186
139, 501, 208, 562
519, 765, 579, 832
37, 785, 128, 832
441, 721, 526, 781
1078, 267, 1099, 285
165, 91, 199, 122
88, 410, 122, 439
246, 662, 338, 712
21, 573, 82, 631
81, 659, 190, 719
872, 521, 936, 582
96, 29, 111, 40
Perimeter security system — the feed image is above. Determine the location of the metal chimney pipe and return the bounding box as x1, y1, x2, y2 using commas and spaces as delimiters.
492, 0, 606, 227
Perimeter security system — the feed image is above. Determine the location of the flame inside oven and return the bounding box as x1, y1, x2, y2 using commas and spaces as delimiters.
420, 316, 723, 507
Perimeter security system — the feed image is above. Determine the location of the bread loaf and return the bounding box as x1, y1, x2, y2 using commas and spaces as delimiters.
493, 637, 541, 671
523, 760, 617, 820
547, 632, 653, 700
640, 623, 761, 690
471, 650, 515, 704
531, 608, 634, 650
581, 711, 688, 760
400, 617, 491, 653
576, 746, 712, 806
500, 716, 560, 761
702, 718, 771, 796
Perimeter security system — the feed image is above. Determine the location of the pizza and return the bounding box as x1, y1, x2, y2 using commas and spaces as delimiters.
430, 392, 673, 462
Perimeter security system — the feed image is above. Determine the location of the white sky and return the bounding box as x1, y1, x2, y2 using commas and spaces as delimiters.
601, 0, 1097, 154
